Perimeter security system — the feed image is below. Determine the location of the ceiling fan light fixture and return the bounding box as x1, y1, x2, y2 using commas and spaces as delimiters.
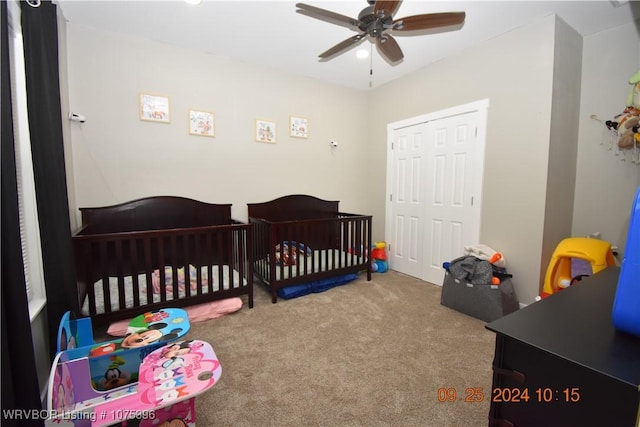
356, 48, 370, 59
297, 1, 466, 64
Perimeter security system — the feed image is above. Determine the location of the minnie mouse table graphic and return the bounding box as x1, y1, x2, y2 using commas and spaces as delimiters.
93, 339, 221, 426
47, 339, 220, 427
57, 309, 189, 392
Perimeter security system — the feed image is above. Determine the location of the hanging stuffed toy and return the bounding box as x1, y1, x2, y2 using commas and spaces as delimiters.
615, 109, 640, 149
627, 69, 640, 109
609, 69, 640, 150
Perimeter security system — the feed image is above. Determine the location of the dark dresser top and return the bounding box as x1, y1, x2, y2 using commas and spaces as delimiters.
486, 267, 640, 388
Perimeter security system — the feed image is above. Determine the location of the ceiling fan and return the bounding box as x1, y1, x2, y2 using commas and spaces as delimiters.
296, 0, 465, 64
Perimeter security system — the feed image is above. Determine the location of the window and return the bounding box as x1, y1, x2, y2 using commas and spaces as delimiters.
7, 0, 46, 321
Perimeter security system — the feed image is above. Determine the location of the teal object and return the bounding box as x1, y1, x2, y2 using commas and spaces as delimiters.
613, 186, 640, 337
374, 260, 388, 273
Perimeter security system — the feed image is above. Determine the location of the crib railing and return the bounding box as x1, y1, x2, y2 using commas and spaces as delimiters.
250, 212, 372, 294
73, 222, 253, 326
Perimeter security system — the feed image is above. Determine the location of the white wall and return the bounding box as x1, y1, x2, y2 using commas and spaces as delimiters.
65, 24, 371, 223
573, 21, 640, 255
368, 16, 558, 304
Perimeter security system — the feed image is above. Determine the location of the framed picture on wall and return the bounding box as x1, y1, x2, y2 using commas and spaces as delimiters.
256, 119, 276, 143
290, 115, 308, 138
139, 93, 170, 123
189, 109, 215, 137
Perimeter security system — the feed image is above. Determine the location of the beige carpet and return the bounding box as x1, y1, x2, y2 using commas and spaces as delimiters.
186, 271, 496, 427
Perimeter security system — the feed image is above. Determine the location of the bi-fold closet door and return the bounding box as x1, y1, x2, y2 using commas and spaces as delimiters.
386, 100, 487, 285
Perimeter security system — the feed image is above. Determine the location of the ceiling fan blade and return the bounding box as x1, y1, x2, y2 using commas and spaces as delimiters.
376, 34, 403, 63
374, 0, 403, 17
296, 3, 360, 30
393, 12, 465, 32
319, 33, 367, 59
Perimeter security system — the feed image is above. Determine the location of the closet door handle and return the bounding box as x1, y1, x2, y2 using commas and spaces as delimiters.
492, 365, 526, 383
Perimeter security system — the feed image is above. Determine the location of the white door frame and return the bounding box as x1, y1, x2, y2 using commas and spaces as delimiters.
385, 99, 490, 274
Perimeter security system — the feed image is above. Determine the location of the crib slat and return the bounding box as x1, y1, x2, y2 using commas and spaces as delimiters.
194, 232, 202, 297
115, 239, 126, 310
86, 241, 97, 316
158, 236, 166, 302
245, 225, 254, 308
170, 234, 178, 300
235, 228, 244, 291
99, 240, 111, 313
351, 217, 359, 265
206, 232, 214, 294
183, 232, 192, 298
199, 232, 205, 294
144, 237, 154, 304
301, 222, 309, 276
227, 229, 234, 290
216, 231, 224, 291
200, 231, 208, 296
131, 238, 140, 308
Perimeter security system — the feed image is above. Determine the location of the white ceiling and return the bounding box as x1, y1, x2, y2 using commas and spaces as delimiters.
55, 0, 640, 91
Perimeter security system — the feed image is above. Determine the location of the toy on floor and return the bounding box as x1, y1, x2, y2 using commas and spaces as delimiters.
278, 273, 359, 299
464, 244, 507, 269
46, 339, 221, 427
106, 298, 243, 337
57, 309, 190, 391
613, 186, 640, 337
371, 241, 388, 273
540, 237, 616, 298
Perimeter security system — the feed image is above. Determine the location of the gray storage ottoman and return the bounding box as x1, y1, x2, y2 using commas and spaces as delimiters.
440, 271, 519, 322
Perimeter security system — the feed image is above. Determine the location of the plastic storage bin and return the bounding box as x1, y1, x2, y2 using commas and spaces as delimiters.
441, 271, 519, 322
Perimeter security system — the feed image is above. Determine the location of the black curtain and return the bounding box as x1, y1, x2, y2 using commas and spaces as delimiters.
1, 2, 44, 426
20, 0, 77, 358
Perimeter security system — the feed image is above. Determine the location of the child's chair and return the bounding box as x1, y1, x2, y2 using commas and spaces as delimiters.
541, 237, 616, 298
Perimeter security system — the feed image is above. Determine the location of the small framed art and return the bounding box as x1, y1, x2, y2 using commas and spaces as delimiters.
139, 93, 170, 123
256, 119, 276, 143
189, 109, 215, 137
290, 115, 308, 138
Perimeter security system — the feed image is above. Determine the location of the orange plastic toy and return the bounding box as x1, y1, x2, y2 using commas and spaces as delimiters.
541, 237, 616, 298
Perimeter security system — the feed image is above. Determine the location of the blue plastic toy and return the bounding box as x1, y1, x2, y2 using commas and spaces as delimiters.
612, 186, 640, 337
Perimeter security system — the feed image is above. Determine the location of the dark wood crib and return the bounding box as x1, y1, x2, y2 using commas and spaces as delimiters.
248, 194, 372, 303
72, 196, 253, 326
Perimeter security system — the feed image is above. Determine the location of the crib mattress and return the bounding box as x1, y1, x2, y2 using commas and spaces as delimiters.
82, 265, 245, 316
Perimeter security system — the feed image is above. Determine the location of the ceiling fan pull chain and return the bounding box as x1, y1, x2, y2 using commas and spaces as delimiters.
370, 42, 373, 75
369, 42, 374, 88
